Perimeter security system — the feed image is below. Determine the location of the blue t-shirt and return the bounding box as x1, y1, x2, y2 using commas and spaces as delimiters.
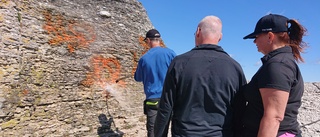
134, 46, 176, 99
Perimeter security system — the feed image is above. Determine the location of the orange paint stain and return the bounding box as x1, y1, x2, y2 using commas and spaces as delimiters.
138, 36, 150, 55
81, 55, 126, 89
42, 10, 96, 53
132, 36, 166, 75
22, 89, 28, 95
131, 51, 138, 76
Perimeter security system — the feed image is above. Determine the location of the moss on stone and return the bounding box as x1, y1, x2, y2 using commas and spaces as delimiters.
34, 96, 41, 105
0, 69, 3, 80
19, 116, 31, 122
1, 119, 19, 129
31, 68, 44, 85
33, 110, 47, 117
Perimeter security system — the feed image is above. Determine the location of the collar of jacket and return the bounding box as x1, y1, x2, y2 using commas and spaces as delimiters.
261, 46, 292, 63
192, 44, 229, 55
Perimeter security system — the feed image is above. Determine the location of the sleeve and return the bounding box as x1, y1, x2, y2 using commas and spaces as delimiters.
233, 66, 247, 137
154, 63, 176, 137
170, 50, 177, 59
134, 59, 143, 82
258, 62, 295, 92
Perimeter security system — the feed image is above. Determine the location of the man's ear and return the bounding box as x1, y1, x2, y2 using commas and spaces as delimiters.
195, 27, 200, 37
219, 33, 223, 42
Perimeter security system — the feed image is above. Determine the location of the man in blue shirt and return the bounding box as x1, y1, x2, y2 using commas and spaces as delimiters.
134, 29, 176, 137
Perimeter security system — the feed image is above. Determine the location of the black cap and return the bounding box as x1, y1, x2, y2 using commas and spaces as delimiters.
243, 14, 289, 39
144, 29, 161, 41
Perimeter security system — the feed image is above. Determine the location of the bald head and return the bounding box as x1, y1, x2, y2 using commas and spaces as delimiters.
195, 15, 222, 46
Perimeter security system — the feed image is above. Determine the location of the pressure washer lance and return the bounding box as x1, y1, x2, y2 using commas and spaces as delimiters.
115, 75, 132, 83
103, 92, 124, 136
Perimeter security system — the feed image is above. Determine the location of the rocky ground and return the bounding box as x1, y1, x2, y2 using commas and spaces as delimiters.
109, 82, 320, 137
298, 82, 320, 137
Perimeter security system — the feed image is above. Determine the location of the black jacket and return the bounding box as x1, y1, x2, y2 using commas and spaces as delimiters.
154, 44, 247, 137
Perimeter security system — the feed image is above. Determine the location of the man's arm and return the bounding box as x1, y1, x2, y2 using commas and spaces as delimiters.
154, 68, 176, 137
134, 59, 143, 82
233, 85, 246, 137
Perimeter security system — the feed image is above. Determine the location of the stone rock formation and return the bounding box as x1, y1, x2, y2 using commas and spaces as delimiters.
0, 0, 151, 136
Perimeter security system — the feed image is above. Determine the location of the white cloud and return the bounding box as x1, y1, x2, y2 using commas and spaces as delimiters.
266, 10, 286, 16
279, 10, 286, 15
266, 11, 272, 15
254, 61, 262, 66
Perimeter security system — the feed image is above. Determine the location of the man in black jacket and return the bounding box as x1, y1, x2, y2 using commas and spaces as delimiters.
154, 15, 247, 137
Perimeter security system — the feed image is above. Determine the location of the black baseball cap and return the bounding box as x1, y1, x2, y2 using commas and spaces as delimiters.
243, 14, 289, 39
144, 29, 161, 41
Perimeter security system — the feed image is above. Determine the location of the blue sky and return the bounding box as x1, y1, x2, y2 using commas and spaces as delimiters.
138, 0, 320, 82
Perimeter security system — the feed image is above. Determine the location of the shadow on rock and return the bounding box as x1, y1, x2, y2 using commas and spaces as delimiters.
97, 114, 124, 137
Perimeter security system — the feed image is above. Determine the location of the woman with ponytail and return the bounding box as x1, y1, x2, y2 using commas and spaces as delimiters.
240, 14, 307, 137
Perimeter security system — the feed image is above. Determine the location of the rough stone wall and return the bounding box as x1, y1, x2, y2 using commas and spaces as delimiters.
0, 0, 152, 136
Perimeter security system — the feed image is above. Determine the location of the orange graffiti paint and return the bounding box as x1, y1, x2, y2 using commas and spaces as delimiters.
22, 89, 28, 95
131, 51, 138, 76
133, 36, 166, 75
43, 10, 96, 53
81, 55, 126, 89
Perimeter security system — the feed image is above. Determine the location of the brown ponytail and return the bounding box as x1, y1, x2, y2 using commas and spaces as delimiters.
287, 19, 308, 63
277, 20, 308, 63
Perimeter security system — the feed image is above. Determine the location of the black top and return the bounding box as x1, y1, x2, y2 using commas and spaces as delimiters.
154, 44, 247, 137
242, 46, 304, 137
